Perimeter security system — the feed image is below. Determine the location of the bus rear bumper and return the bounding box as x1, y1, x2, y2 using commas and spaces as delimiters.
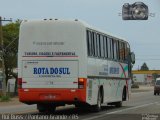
18, 88, 86, 104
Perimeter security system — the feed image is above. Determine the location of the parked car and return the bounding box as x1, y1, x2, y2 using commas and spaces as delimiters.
154, 78, 160, 95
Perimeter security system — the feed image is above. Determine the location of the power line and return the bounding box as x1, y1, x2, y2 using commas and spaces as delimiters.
136, 54, 160, 56
136, 59, 160, 61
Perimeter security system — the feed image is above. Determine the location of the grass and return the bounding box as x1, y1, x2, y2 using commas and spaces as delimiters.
0, 95, 11, 102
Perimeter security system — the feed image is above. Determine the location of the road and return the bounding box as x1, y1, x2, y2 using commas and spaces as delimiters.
0, 91, 160, 120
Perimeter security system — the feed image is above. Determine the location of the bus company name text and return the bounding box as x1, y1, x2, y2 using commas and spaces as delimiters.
33, 67, 70, 75
24, 52, 76, 56
109, 67, 119, 74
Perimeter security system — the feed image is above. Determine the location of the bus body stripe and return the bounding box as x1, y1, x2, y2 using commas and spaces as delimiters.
19, 88, 86, 103
119, 63, 129, 99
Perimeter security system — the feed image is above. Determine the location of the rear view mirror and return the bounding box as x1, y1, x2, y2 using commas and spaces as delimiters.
131, 52, 135, 64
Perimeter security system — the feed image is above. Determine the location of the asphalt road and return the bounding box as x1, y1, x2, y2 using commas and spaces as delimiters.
1, 91, 160, 120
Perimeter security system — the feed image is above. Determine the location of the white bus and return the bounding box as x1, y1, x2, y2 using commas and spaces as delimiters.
18, 19, 135, 112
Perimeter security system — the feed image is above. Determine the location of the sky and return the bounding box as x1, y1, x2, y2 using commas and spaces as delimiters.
0, 0, 160, 70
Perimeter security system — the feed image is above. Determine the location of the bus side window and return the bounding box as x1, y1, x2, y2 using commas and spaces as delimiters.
117, 41, 120, 61
110, 38, 114, 60
97, 34, 100, 57
107, 37, 111, 59
100, 35, 104, 58
119, 42, 123, 61
87, 30, 92, 56
119, 42, 125, 62
104, 36, 108, 59
122, 42, 125, 61
125, 43, 129, 62
113, 39, 117, 60
94, 32, 97, 57
91, 32, 95, 57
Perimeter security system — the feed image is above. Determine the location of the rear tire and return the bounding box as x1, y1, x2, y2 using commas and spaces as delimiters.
92, 90, 102, 112
37, 103, 56, 113
114, 87, 125, 108
38, 109, 46, 113
115, 101, 122, 108
122, 87, 127, 101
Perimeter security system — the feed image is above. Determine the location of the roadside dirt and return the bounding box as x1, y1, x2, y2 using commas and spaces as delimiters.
0, 97, 24, 107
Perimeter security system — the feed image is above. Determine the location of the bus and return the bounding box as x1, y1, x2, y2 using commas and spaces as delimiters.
18, 19, 135, 112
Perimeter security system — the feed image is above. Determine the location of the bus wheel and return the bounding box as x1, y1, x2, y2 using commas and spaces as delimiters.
37, 104, 46, 113
48, 106, 56, 113
122, 87, 127, 101
37, 104, 56, 113
92, 90, 102, 112
38, 108, 46, 113
115, 101, 122, 108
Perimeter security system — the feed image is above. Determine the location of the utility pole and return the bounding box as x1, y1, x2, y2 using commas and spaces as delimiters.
0, 16, 12, 95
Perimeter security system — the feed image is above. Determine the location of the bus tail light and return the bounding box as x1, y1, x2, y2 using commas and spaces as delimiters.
18, 78, 22, 89
78, 78, 86, 89
18, 78, 27, 89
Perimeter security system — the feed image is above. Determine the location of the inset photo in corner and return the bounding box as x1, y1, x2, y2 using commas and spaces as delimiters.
122, 2, 149, 20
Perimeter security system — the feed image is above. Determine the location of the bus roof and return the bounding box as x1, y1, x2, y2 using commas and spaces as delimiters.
21, 19, 128, 43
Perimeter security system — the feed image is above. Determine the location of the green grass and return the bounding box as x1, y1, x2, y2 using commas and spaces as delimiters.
0, 95, 11, 102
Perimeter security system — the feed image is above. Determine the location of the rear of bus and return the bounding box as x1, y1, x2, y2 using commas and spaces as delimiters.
18, 20, 88, 111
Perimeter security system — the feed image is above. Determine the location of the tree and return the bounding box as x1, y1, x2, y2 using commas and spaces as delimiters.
2, 20, 21, 95
140, 62, 149, 70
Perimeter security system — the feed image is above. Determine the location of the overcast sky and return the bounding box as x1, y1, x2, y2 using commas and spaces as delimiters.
0, 0, 160, 70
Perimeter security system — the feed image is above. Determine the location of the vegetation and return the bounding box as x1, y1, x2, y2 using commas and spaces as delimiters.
140, 62, 149, 70
1, 20, 21, 95
0, 95, 11, 102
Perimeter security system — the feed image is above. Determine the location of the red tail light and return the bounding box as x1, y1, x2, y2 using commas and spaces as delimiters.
18, 78, 22, 89
78, 78, 86, 89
